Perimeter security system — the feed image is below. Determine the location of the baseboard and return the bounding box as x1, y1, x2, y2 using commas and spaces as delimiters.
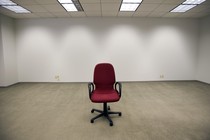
0, 82, 19, 88
1, 80, 209, 88
195, 80, 210, 85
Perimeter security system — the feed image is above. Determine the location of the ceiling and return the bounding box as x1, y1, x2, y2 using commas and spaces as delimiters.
0, 0, 210, 19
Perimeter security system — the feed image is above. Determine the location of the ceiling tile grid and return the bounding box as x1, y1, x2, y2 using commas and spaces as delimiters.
0, 0, 209, 18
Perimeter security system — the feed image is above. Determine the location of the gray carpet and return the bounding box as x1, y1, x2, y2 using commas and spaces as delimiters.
0, 81, 210, 140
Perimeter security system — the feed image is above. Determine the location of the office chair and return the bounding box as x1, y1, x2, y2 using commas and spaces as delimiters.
88, 63, 122, 126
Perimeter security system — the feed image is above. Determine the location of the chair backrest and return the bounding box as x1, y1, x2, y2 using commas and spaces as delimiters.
94, 63, 116, 90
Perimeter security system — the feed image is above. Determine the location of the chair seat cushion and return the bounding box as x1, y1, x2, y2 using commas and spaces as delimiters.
91, 89, 120, 103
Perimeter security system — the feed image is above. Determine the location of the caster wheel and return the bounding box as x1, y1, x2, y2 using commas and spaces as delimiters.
91, 109, 94, 113
119, 113, 122, 116
91, 120, 94, 123
110, 122, 113, 126
108, 106, 110, 110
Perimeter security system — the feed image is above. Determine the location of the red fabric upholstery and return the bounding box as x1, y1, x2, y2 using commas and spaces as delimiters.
91, 63, 120, 103
91, 89, 120, 103
94, 63, 115, 90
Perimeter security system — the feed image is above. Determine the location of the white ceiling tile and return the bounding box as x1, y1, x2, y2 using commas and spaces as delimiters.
85, 11, 101, 16
82, 4, 101, 11
22, 13, 40, 18
35, 12, 55, 17
101, 0, 121, 3
102, 11, 118, 16
142, 0, 166, 4
148, 11, 166, 17
189, 5, 210, 13
24, 5, 49, 13
8, 13, 38, 18
70, 12, 86, 17
79, 0, 100, 4
154, 4, 176, 12
163, 0, 185, 4
0, 7, 14, 14
202, 1, 210, 5
136, 4, 160, 12
35, 0, 58, 4
9, 14, 28, 18
41, 4, 66, 12
162, 12, 182, 18
118, 12, 134, 17
179, 12, 209, 18
14, 0, 38, 5
133, 11, 150, 17
102, 3, 121, 12
51, 12, 71, 17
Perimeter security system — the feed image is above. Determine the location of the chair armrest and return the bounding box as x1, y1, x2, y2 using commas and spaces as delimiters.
88, 82, 95, 99
114, 82, 122, 97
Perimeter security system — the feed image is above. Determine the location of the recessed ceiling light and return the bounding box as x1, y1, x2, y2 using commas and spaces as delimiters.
122, 0, 142, 3
171, 4, 196, 12
62, 4, 77, 11
120, 0, 142, 11
58, 0, 73, 3
171, 0, 206, 13
58, 0, 83, 11
0, 0, 16, 6
0, 0, 31, 13
2, 5, 31, 13
183, 0, 206, 5
120, 4, 139, 11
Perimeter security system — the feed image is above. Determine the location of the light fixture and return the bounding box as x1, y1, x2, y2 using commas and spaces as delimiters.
170, 0, 206, 13
2, 5, 30, 13
62, 4, 77, 11
123, 0, 142, 2
120, 4, 139, 11
0, 0, 31, 13
183, 0, 206, 5
0, 0, 16, 5
58, 0, 73, 3
171, 4, 196, 12
58, 0, 83, 12
120, 0, 143, 11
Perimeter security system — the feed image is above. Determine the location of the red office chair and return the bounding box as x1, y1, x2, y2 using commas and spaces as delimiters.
88, 63, 122, 126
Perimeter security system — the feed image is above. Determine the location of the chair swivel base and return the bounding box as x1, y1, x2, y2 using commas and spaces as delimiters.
90, 103, 121, 126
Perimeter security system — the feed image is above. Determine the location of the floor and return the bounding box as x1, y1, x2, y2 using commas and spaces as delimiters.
0, 81, 210, 140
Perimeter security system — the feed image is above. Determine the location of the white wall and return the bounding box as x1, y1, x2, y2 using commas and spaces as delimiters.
0, 14, 18, 86
0, 17, 5, 86
16, 18, 199, 82
197, 16, 210, 84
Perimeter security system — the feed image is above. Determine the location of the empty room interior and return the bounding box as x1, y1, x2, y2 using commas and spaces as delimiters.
0, 0, 210, 140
